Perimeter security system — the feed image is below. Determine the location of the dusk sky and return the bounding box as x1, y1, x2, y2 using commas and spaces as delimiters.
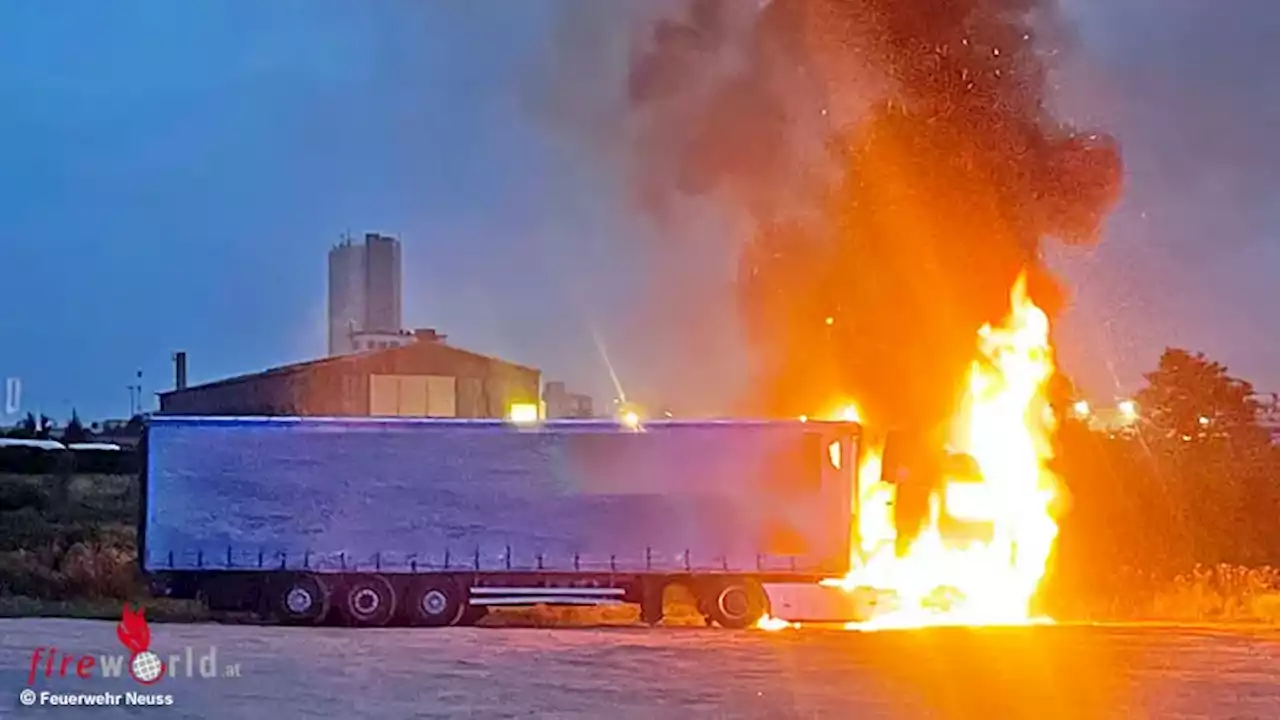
1, 1, 1276, 422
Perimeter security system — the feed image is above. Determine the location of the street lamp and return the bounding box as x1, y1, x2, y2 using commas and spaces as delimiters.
1117, 400, 1138, 421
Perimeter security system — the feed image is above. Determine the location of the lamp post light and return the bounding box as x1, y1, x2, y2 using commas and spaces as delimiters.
1117, 399, 1138, 422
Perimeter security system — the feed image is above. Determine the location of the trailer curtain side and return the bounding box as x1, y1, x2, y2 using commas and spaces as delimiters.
142, 418, 855, 577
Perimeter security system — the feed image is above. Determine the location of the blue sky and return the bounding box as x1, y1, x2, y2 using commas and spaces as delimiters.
1, 1, 1276, 422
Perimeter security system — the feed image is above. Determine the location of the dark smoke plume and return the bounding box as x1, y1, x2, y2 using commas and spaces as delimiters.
625, 0, 1122, 431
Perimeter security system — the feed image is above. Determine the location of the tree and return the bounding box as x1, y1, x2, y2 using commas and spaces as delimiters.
1136, 348, 1269, 448
1134, 348, 1277, 565
124, 414, 145, 435
1050, 424, 1172, 615
63, 411, 88, 445
12, 412, 38, 439
36, 415, 54, 440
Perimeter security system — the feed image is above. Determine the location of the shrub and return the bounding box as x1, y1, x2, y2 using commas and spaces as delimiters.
60, 542, 141, 599
0, 550, 68, 599
0, 507, 63, 552
0, 477, 50, 512
1074, 564, 1280, 624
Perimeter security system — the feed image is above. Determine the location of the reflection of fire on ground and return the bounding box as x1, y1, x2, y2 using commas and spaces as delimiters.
761, 271, 1060, 632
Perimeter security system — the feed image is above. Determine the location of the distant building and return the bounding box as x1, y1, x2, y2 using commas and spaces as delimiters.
348, 329, 420, 354
91, 418, 144, 449
544, 381, 594, 419
327, 237, 365, 356
363, 233, 402, 334
159, 336, 540, 419
1255, 392, 1280, 444
328, 233, 404, 356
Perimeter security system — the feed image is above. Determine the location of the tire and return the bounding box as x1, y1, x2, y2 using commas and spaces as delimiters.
703, 578, 770, 630
405, 577, 465, 627
456, 604, 489, 627
338, 574, 398, 627
271, 573, 331, 625
639, 579, 665, 626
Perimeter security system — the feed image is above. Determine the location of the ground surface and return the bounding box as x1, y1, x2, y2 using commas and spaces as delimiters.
3, 619, 1280, 718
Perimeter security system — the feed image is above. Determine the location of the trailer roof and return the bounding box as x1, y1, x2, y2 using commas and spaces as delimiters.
147, 415, 862, 432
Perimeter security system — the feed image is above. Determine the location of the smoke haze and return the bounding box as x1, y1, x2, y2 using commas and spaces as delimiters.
602, 0, 1123, 428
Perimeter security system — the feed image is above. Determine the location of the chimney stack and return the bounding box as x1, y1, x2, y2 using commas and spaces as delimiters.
173, 351, 188, 391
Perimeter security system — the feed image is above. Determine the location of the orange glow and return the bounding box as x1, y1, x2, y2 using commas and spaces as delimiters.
507, 402, 540, 424
818, 401, 862, 424
827, 271, 1060, 629
755, 614, 797, 631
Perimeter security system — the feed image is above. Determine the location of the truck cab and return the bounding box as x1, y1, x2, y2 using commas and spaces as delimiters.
877, 429, 993, 551
936, 449, 996, 546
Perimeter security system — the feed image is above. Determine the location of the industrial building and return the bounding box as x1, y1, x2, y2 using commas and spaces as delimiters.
544, 381, 594, 419
328, 233, 403, 356
158, 330, 540, 418
160, 232, 599, 420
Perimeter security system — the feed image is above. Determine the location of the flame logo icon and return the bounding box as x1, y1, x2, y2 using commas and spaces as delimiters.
117, 604, 165, 684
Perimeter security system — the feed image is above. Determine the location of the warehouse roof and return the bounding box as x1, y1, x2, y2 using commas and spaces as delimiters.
157, 340, 539, 398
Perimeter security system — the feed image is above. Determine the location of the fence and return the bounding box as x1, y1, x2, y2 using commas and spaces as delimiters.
0, 440, 140, 475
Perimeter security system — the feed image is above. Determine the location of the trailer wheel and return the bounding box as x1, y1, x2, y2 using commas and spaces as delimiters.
406, 577, 465, 627
639, 579, 665, 626
272, 574, 331, 625
338, 575, 398, 627
704, 578, 769, 630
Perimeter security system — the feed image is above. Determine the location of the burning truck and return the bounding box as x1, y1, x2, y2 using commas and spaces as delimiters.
136, 413, 1010, 630
750, 272, 1063, 629
139, 273, 1061, 631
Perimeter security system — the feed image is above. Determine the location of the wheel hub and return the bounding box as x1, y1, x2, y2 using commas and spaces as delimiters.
719, 587, 750, 619
422, 589, 448, 616
352, 588, 380, 615
285, 587, 314, 614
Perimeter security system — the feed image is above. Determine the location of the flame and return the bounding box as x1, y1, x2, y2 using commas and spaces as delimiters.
830, 271, 1060, 629
838, 404, 861, 423
117, 604, 152, 654
756, 614, 798, 631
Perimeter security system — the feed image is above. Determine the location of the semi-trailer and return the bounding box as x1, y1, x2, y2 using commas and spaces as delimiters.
140, 415, 863, 628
